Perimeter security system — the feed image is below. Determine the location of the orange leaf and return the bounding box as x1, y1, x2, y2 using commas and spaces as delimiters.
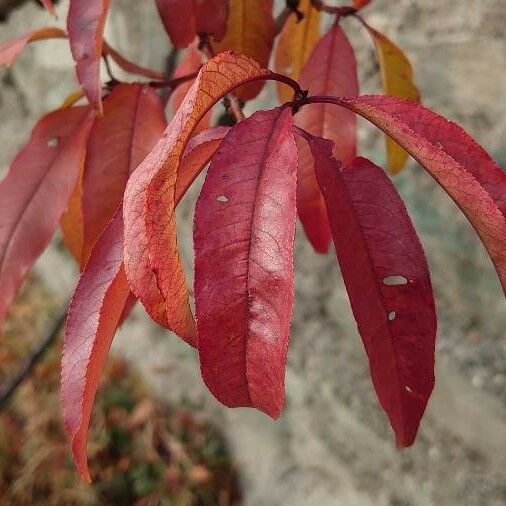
365, 23, 420, 173
274, 0, 320, 103
82, 84, 167, 266
123, 52, 270, 342
67, 0, 111, 113
211, 0, 275, 100
0, 27, 66, 67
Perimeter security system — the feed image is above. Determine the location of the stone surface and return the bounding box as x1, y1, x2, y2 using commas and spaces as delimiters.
1, 1, 505, 504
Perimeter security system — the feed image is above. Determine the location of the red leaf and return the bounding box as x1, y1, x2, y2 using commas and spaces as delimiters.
156, 0, 196, 48
354, 0, 372, 8
62, 210, 130, 483
0, 107, 94, 330
82, 84, 166, 265
170, 46, 210, 135
68, 0, 111, 113
194, 107, 298, 418
41, 0, 56, 16
295, 24, 359, 253
308, 135, 436, 446
176, 126, 230, 200
123, 52, 269, 342
0, 27, 66, 67
194, 0, 229, 41
342, 95, 506, 298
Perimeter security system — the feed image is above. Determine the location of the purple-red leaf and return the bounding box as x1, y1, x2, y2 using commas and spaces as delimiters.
68, 0, 110, 112
308, 135, 436, 446
194, 107, 298, 418
156, 0, 196, 47
295, 24, 359, 253
341, 95, 506, 298
62, 210, 130, 483
123, 52, 269, 343
82, 83, 167, 266
0, 106, 94, 331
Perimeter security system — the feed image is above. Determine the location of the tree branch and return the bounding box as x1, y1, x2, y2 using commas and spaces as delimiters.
0, 301, 67, 411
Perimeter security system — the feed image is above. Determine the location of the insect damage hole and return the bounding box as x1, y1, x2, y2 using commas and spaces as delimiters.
388, 311, 396, 321
383, 275, 408, 286
404, 385, 413, 393
47, 137, 59, 148
216, 195, 229, 203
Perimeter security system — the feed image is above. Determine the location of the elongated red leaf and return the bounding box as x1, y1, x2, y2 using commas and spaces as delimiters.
341, 95, 506, 298
62, 210, 130, 483
0, 27, 66, 67
194, 107, 298, 418
82, 83, 166, 266
308, 135, 436, 446
176, 126, 230, 199
123, 52, 269, 343
68, 0, 110, 112
0, 107, 94, 331
156, 0, 196, 47
295, 24, 359, 253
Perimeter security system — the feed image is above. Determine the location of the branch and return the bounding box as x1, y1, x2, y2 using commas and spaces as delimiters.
0, 301, 68, 411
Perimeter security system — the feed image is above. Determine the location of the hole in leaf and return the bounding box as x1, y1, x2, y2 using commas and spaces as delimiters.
404, 385, 413, 393
216, 195, 229, 203
383, 275, 408, 286
222, 174, 229, 180
388, 311, 396, 321
47, 137, 58, 148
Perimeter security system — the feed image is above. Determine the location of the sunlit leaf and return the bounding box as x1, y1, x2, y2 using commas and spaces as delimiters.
195, 107, 297, 417
123, 52, 270, 342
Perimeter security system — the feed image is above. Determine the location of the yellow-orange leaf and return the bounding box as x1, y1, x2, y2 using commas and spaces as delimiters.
274, 0, 320, 103
366, 24, 420, 173
211, 0, 274, 100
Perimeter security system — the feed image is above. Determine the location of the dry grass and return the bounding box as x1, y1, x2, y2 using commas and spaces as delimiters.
0, 277, 241, 505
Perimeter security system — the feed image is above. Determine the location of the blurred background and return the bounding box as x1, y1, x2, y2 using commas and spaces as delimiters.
0, 0, 505, 504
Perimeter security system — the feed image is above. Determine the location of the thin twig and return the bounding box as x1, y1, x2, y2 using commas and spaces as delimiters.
0, 301, 68, 411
